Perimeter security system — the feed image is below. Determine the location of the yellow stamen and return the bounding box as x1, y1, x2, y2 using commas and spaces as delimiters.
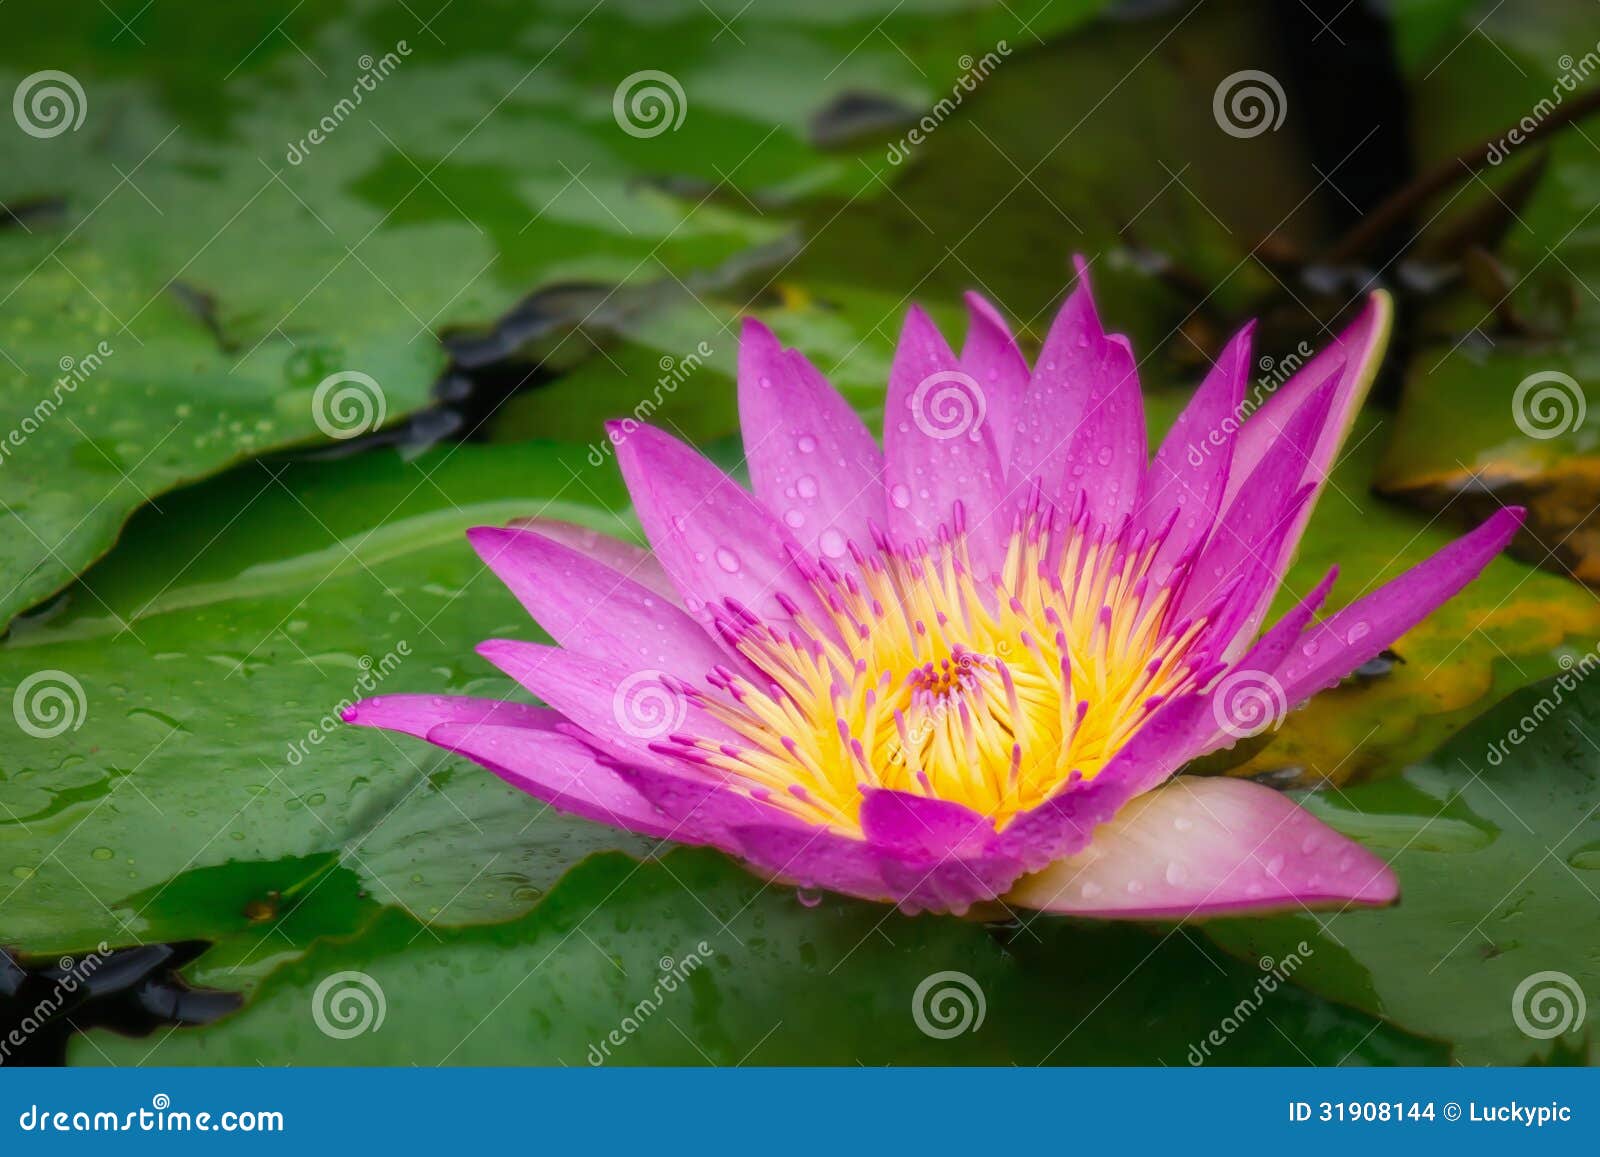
691, 510, 1210, 834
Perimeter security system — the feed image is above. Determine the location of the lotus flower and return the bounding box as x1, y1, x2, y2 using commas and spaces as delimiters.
346, 265, 1522, 918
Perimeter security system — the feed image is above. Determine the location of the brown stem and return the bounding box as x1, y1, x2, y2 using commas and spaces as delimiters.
1324, 82, 1600, 265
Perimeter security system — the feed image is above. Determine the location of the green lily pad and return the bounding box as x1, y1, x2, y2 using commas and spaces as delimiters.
0, 0, 1109, 631
0, 441, 654, 958
1208, 669, 1600, 1064
72, 848, 1445, 1066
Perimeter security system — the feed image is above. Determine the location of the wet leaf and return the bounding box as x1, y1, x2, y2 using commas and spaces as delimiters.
0, 442, 654, 957
73, 849, 1444, 1066
1207, 667, 1600, 1064
0, 0, 1105, 630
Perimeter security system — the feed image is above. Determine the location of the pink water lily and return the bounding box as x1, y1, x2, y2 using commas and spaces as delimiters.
346, 264, 1522, 918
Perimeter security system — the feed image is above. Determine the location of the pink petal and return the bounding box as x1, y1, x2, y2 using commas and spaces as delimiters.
466, 526, 727, 678
505, 516, 677, 605
959, 292, 1030, 461
613, 422, 822, 624
1139, 322, 1252, 584
730, 821, 894, 902
859, 789, 1022, 914
1222, 292, 1393, 640
884, 306, 1006, 569
738, 319, 885, 565
609, 761, 791, 852
425, 721, 677, 840
475, 638, 733, 768
1228, 292, 1392, 495
1181, 567, 1340, 765
1178, 373, 1338, 644
1010, 258, 1144, 528
342, 693, 563, 738
1276, 507, 1526, 706
1006, 775, 1397, 918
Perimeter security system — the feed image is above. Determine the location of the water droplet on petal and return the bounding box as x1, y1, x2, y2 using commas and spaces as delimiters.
890, 484, 912, 509
797, 435, 817, 453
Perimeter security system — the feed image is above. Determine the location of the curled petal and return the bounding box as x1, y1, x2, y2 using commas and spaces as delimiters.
1006, 776, 1397, 919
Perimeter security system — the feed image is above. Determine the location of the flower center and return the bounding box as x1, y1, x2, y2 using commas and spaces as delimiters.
659, 501, 1214, 834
